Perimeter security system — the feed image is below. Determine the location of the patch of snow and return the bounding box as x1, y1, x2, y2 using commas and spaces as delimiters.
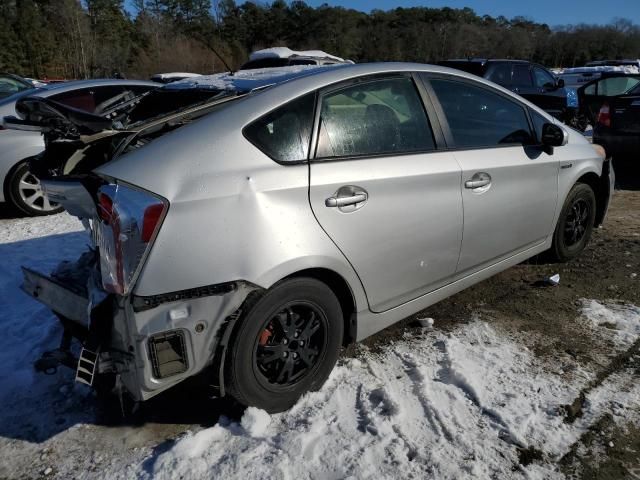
165, 64, 338, 92
580, 299, 640, 348
416, 317, 434, 328
240, 407, 271, 437
151, 72, 201, 80
131, 317, 640, 480
249, 47, 345, 63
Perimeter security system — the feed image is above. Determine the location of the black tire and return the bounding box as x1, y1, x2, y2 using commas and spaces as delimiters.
5, 162, 63, 216
549, 183, 596, 262
226, 277, 343, 413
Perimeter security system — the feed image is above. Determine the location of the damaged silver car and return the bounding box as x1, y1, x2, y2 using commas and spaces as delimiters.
5, 63, 614, 413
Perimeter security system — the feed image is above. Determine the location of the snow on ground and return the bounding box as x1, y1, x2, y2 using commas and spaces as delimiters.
128, 310, 640, 480
1, 213, 639, 479
0, 213, 90, 447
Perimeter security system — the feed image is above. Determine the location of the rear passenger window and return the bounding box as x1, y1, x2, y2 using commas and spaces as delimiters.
244, 93, 315, 162
430, 79, 534, 148
315, 77, 435, 158
512, 64, 533, 87
487, 64, 512, 85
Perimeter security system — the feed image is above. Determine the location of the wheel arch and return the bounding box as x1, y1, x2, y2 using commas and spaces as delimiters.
575, 167, 609, 227
282, 268, 357, 347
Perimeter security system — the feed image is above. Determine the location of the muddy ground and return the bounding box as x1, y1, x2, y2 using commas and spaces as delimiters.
366, 159, 640, 479
0, 159, 639, 479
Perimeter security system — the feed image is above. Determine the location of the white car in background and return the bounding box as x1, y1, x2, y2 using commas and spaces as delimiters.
0, 79, 159, 215
240, 47, 353, 70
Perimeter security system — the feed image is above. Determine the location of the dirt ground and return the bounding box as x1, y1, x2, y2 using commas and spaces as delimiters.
360, 159, 640, 479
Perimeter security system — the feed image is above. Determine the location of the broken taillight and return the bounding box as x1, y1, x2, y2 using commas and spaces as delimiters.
94, 183, 168, 295
596, 103, 611, 128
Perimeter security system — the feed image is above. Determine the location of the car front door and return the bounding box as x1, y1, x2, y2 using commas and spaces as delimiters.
424, 75, 558, 274
531, 65, 566, 118
308, 74, 463, 313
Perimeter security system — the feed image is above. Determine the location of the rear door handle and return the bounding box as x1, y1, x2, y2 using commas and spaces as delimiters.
325, 193, 367, 207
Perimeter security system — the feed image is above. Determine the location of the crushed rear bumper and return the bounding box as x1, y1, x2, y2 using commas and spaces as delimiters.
21, 253, 258, 401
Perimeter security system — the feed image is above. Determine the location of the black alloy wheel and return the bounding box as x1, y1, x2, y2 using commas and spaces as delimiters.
254, 302, 327, 387
563, 198, 590, 247
226, 277, 343, 413
550, 182, 596, 262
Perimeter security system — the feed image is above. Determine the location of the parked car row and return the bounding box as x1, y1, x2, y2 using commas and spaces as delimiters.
438, 59, 576, 125
6, 62, 613, 412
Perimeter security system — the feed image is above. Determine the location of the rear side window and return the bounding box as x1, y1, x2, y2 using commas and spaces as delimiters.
512, 64, 533, 87
244, 92, 316, 162
430, 79, 534, 148
487, 63, 512, 86
595, 76, 640, 96
315, 77, 435, 158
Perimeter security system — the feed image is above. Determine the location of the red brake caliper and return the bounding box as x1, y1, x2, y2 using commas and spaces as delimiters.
259, 324, 273, 346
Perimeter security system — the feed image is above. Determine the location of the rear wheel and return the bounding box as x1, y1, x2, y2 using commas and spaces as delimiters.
5, 162, 62, 216
226, 277, 343, 413
549, 183, 596, 262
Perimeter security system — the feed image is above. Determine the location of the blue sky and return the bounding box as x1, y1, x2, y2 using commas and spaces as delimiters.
302, 0, 639, 26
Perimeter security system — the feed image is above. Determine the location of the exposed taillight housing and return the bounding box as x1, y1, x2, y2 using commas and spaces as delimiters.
93, 183, 168, 295
596, 103, 611, 128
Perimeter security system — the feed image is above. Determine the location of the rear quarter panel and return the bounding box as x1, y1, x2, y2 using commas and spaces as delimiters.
97, 100, 368, 312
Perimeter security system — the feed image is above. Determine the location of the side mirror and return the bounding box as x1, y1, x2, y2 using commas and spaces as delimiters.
556, 78, 565, 88
541, 123, 568, 154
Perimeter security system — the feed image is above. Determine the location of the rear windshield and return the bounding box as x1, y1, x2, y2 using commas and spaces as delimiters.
438, 61, 485, 77
124, 88, 237, 125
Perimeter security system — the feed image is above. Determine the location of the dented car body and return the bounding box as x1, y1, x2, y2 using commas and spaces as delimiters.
7, 63, 614, 412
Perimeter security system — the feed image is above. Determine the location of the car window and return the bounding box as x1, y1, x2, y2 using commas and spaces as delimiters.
532, 67, 556, 88
487, 63, 512, 86
244, 92, 316, 162
49, 88, 97, 112
583, 83, 596, 95
0, 76, 33, 98
595, 76, 640, 96
315, 77, 435, 158
529, 109, 548, 142
512, 64, 533, 87
430, 79, 534, 148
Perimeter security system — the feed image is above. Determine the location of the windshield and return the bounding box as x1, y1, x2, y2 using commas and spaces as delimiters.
0, 75, 34, 99
0, 86, 44, 106
123, 88, 241, 127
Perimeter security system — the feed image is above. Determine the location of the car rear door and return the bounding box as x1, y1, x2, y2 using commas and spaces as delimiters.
308, 74, 463, 313
423, 75, 558, 275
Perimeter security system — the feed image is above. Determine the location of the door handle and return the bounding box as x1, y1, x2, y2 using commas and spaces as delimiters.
464, 172, 492, 190
325, 193, 367, 207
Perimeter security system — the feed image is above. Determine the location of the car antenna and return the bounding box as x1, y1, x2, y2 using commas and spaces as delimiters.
194, 34, 235, 76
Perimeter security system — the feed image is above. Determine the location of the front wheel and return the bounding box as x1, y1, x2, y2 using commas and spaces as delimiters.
226, 278, 343, 413
5, 162, 63, 216
549, 183, 596, 262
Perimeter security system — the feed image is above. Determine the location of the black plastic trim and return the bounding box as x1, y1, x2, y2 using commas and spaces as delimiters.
132, 281, 241, 312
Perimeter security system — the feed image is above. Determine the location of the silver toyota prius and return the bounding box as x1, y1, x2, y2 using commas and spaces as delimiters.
8, 63, 613, 412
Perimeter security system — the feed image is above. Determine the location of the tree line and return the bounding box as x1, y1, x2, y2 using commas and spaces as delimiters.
1, 0, 639, 80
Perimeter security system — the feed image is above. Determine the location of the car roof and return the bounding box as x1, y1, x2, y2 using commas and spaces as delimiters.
32, 79, 160, 96
443, 58, 531, 64
165, 64, 346, 92
206, 62, 552, 122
